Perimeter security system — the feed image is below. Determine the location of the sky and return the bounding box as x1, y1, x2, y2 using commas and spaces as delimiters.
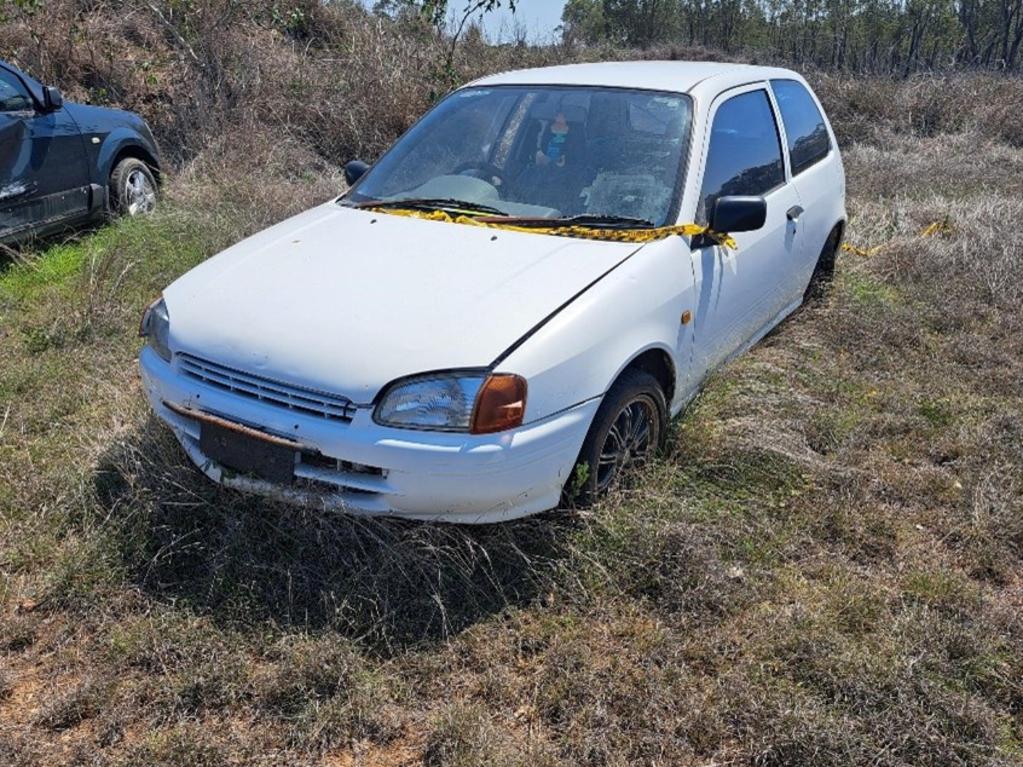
357, 1, 568, 43
476, 0, 567, 43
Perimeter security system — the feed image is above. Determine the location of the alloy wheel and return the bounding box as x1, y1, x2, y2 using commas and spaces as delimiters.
595, 394, 660, 492
125, 168, 157, 216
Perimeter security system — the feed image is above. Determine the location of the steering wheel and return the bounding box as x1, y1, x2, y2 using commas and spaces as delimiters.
454, 161, 506, 189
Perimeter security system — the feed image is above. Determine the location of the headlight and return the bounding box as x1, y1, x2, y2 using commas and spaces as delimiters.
139, 297, 171, 362
374, 371, 526, 434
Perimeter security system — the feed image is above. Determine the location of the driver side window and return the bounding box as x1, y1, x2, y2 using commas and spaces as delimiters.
698, 89, 784, 223
0, 69, 32, 112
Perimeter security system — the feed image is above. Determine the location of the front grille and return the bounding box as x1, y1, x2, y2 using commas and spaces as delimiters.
178, 353, 358, 422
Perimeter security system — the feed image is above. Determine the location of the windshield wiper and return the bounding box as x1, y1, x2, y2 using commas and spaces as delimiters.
352, 197, 508, 216
478, 213, 656, 229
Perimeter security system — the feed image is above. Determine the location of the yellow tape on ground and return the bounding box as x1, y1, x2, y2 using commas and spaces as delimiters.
920, 219, 954, 238
841, 242, 883, 257
366, 207, 738, 249
842, 220, 950, 258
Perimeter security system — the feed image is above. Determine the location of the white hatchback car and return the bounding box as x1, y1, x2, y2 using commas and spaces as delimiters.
140, 61, 845, 523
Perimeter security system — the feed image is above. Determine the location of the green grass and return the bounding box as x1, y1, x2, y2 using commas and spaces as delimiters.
843, 270, 901, 308
0, 241, 85, 301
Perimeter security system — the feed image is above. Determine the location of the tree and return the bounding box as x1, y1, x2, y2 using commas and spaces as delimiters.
562, 0, 1021, 71
375, 0, 517, 77
561, 0, 606, 45
603, 0, 678, 47
374, 0, 514, 29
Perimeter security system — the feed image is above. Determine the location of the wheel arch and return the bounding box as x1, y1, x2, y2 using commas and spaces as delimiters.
832, 218, 846, 245
803, 218, 847, 301
615, 346, 676, 406
813, 218, 846, 270
99, 134, 162, 186
111, 144, 162, 184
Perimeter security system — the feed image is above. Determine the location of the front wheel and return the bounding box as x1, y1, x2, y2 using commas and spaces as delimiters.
109, 158, 157, 217
566, 369, 668, 506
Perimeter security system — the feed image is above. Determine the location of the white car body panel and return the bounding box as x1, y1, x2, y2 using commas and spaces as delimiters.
497, 236, 697, 420
685, 81, 807, 380
164, 202, 639, 403
141, 61, 847, 523
473, 61, 790, 95
775, 84, 847, 280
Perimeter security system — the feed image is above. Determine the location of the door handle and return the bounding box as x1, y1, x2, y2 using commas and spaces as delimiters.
786, 205, 804, 222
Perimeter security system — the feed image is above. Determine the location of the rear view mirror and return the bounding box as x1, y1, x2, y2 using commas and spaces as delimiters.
344, 160, 370, 187
710, 195, 766, 233
42, 86, 63, 111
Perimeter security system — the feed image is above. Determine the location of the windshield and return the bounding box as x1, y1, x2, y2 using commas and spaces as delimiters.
345, 85, 694, 227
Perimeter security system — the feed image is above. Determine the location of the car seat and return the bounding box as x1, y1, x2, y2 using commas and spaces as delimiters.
509, 103, 589, 214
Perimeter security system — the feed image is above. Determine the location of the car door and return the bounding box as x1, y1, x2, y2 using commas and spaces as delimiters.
0, 65, 91, 240
688, 84, 804, 381
0, 67, 36, 237
770, 78, 839, 293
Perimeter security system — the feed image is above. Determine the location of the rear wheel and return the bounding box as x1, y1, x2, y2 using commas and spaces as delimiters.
109, 157, 157, 217
804, 226, 842, 301
566, 369, 668, 506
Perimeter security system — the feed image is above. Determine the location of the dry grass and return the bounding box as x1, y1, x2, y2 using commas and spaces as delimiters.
3, 4, 1023, 765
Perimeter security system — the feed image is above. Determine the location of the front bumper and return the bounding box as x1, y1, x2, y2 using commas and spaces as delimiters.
139, 347, 598, 523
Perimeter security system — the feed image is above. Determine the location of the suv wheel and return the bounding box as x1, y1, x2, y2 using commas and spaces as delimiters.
109, 158, 157, 217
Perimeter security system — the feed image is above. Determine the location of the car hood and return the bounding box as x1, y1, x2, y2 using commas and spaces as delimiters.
164, 203, 641, 402
63, 102, 142, 129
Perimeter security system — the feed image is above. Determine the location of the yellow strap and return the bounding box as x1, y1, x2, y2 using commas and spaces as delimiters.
365, 207, 738, 250
842, 219, 950, 258
919, 219, 953, 238
841, 242, 883, 257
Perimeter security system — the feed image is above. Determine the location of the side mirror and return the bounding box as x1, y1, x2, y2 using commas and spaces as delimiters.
710, 195, 766, 234
42, 86, 63, 111
344, 160, 370, 187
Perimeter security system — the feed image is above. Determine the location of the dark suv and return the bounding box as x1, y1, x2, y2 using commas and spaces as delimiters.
1, 60, 162, 245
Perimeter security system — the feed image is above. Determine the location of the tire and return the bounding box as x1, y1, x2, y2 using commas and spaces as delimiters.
109, 157, 157, 217
804, 226, 841, 302
566, 368, 668, 507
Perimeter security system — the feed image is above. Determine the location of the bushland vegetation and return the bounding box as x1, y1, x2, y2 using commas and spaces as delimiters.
2, 1, 1022, 764
561, 0, 1023, 73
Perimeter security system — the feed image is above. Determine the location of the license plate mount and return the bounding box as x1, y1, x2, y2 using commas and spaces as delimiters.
199, 421, 296, 484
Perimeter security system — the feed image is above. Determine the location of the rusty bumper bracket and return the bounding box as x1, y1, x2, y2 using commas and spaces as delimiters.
162, 400, 313, 452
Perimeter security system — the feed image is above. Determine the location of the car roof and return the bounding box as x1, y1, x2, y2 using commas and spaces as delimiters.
469, 60, 800, 96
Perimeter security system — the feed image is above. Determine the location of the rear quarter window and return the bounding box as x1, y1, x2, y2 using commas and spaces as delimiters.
770, 79, 831, 175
